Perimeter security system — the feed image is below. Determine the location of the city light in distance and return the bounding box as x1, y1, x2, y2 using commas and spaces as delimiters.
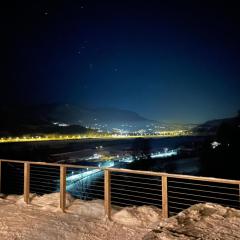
0, 130, 192, 144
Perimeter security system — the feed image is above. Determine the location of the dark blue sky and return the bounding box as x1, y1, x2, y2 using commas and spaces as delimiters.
2, 0, 240, 123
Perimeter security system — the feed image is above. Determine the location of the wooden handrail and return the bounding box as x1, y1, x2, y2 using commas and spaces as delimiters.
0, 159, 97, 169
1, 158, 240, 185
106, 167, 240, 185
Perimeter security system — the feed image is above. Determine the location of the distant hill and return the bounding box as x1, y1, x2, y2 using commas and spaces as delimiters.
0, 104, 154, 136
194, 112, 240, 135
35, 104, 151, 124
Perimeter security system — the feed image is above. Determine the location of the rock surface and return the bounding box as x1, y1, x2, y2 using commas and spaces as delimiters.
0, 196, 148, 240
1, 193, 240, 240
143, 203, 240, 240
112, 205, 163, 228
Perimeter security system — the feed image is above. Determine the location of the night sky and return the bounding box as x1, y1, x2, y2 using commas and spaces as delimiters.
1, 0, 240, 123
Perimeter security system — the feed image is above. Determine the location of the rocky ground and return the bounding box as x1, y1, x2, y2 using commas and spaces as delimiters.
144, 203, 240, 240
0, 193, 240, 239
0, 193, 161, 240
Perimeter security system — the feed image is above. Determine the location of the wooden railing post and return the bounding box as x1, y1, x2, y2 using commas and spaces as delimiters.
162, 175, 168, 218
0, 160, 2, 193
60, 165, 66, 212
24, 162, 30, 204
239, 184, 240, 208
104, 169, 111, 219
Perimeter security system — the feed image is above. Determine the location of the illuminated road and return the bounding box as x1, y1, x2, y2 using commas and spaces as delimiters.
64, 161, 115, 197
0, 131, 191, 144
62, 149, 178, 198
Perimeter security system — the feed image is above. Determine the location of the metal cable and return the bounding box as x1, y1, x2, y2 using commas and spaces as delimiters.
111, 178, 161, 187
111, 186, 162, 196
168, 180, 238, 191
168, 185, 239, 197
111, 173, 161, 182
111, 181, 162, 192
168, 190, 239, 203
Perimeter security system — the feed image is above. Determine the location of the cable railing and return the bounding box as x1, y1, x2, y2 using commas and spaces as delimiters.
0, 159, 239, 220
65, 166, 104, 201
167, 177, 240, 215
1, 161, 24, 195
110, 172, 162, 209
30, 164, 60, 196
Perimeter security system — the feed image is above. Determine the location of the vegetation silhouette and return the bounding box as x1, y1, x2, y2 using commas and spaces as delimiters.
200, 111, 240, 179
